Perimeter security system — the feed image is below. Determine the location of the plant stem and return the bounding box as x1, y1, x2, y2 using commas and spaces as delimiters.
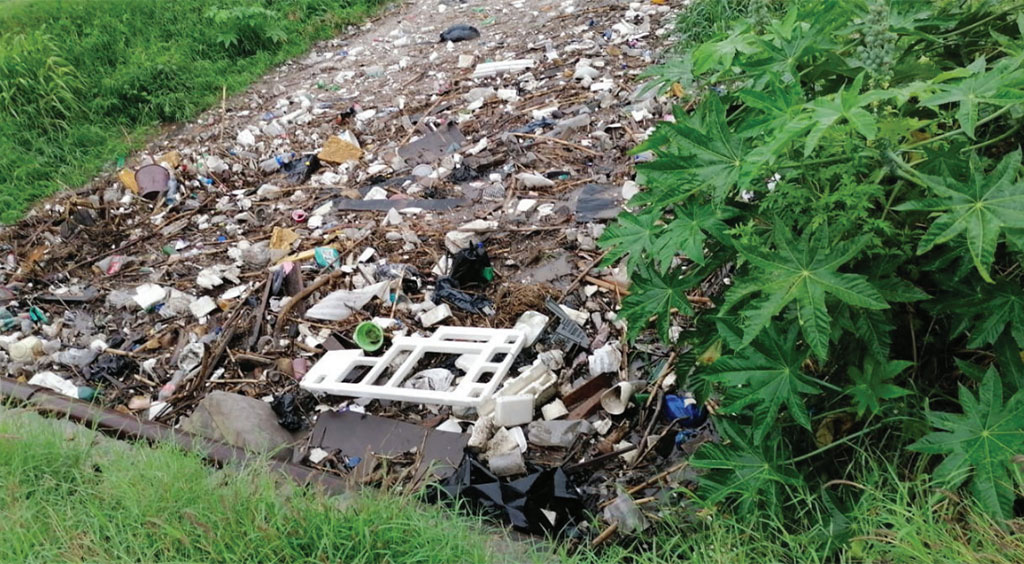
785, 422, 885, 464
902, 104, 1016, 150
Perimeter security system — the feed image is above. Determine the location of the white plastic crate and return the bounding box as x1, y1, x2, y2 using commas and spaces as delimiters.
300, 326, 526, 407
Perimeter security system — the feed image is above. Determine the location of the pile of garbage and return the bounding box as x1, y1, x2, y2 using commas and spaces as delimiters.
0, 0, 717, 543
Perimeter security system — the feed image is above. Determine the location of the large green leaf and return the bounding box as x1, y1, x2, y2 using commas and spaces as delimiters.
632, 96, 748, 204
651, 202, 737, 268
692, 23, 759, 74
618, 263, 696, 342
847, 358, 913, 418
725, 227, 889, 360
708, 325, 822, 442
896, 150, 1024, 282
597, 211, 659, 275
803, 74, 879, 156
909, 368, 1024, 520
919, 57, 1024, 139
690, 419, 804, 517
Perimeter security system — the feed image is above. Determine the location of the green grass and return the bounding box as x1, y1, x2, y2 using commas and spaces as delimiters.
0, 408, 528, 563
0, 0, 386, 223
3, 408, 1020, 563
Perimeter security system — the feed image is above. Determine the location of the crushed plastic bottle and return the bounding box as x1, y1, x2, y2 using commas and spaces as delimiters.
259, 152, 298, 173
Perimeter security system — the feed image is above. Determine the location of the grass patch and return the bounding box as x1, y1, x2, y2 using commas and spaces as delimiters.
0, 408, 513, 563
0, 0, 386, 223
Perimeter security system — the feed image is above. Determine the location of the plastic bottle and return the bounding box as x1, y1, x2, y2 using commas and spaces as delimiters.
259, 152, 298, 173
165, 178, 180, 206
54, 348, 98, 368
9, 336, 43, 363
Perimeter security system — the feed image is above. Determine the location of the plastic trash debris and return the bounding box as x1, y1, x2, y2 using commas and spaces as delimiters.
133, 284, 167, 310
135, 164, 170, 200
516, 172, 555, 188
29, 371, 85, 399
541, 399, 568, 420
527, 420, 595, 448
603, 493, 650, 535
9, 336, 44, 363
600, 380, 643, 415
449, 243, 493, 287
434, 277, 494, 316
281, 154, 321, 184
435, 455, 585, 535
301, 327, 526, 407
260, 152, 298, 173
305, 280, 390, 321
513, 311, 549, 346
545, 299, 590, 350
405, 368, 455, 391
353, 321, 384, 352
310, 411, 468, 481
440, 24, 481, 42
664, 393, 707, 427
419, 303, 453, 327
398, 123, 466, 164
493, 394, 534, 427
271, 392, 305, 431
472, 59, 536, 78
588, 341, 622, 377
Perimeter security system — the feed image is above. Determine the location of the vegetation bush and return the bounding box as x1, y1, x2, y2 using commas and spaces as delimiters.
0, 0, 385, 223
601, 0, 1024, 547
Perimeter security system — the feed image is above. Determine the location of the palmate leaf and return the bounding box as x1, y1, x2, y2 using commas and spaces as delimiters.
690, 419, 804, 517
651, 202, 737, 269
632, 96, 748, 204
941, 280, 1024, 348
803, 73, 880, 156
724, 226, 889, 360
919, 56, 1024, 139
896, 150, 1024, 282
618, 262, 696, 342
708, 325, 823, 442
597, 210, 659, 275
692, 23, 759, 74
847, 358, 913, 418
909, 368, 1024, 520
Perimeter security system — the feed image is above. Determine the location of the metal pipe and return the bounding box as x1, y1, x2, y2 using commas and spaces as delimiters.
0, 377, 348, 496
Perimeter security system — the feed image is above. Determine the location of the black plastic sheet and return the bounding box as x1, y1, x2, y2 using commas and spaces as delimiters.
271, 393, 304, 431
439, 24, 481, 43
435, 455, 585, 535
434, 277, 494, 316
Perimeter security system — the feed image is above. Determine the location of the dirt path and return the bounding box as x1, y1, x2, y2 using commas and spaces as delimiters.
0, 0, 691, 540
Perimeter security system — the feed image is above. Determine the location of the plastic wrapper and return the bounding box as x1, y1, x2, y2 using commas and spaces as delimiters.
434, 455, 585, 535
434, 277, 494, 316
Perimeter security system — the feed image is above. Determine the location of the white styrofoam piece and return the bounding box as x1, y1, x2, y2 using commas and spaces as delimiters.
472, 59, 535, 78
494, 395, 533, 427
300, 326, 526, 407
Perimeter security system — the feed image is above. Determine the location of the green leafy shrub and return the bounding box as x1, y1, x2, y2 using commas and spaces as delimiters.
205, 6, 288, 56
602, 0, 1024, 527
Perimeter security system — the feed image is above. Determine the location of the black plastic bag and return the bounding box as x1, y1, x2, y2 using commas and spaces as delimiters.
433, 455, 585, 535
271, 393, 304, 431
449, 243, 492, 288
439, 24, 480, 43
282, 154, 321, 184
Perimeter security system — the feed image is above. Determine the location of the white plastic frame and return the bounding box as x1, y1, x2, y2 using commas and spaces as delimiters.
300, 326, 526, 407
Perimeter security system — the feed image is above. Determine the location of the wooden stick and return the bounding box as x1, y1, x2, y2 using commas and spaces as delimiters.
509, 132, 601, 156
591, 523, 618, 547
273, 270, 344, 339
560, 250, 608, 300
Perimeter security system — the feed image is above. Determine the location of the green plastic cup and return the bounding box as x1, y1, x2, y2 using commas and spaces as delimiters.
353, 321, 384, 352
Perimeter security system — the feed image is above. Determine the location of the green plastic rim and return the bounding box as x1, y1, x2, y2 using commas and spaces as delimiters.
353, 321, 384, 352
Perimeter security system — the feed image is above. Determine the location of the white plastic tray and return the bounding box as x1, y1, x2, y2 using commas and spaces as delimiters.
300, 326, 526, 407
